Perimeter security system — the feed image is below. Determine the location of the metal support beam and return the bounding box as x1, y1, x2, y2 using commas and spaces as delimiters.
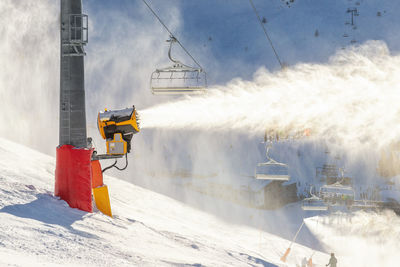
59, 0, 88, 148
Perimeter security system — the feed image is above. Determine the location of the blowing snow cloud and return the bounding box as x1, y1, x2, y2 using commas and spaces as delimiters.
141, 41, 400, 149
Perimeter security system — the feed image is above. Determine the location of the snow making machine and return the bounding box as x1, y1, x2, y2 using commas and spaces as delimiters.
89, 106, 140, 217
96, 106, 140, 157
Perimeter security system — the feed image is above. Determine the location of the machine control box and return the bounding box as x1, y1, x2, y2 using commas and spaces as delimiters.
106, 133, 127, 155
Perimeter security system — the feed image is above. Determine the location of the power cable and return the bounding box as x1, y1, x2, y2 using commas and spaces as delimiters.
102, 154, 129, 173
141, 0, 204, 70
248, 0, 284, 69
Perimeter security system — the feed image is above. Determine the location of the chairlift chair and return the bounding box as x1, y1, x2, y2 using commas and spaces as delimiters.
320, 183, 355, 197
351, 200, 379, 209
301, 187, 328, 211
319, 170, 355, 206
254, 142, 290, 181
151, 36, 207, 95
301, 195, 328, 211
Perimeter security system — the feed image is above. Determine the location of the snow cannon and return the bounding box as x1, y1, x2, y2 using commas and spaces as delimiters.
97, 106, 140, 155
90, 106, 140, 218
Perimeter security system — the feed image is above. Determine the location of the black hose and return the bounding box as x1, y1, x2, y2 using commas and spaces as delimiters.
114, 154, 128, 171
101, 154, 128, 173
102, 160, 117, 173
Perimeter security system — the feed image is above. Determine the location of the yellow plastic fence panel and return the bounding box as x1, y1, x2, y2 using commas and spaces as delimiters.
93, 185, 112, 217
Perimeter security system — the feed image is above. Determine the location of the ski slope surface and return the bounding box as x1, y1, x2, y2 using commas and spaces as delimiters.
0, 137, 329, 267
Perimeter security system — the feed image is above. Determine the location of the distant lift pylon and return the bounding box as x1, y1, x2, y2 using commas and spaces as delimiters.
151, 36, 207, 95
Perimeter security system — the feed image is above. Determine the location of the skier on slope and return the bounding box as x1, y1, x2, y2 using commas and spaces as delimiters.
326, 253, 337, 267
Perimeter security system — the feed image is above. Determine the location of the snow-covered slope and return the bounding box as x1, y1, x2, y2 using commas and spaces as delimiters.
0, 137, 329, 266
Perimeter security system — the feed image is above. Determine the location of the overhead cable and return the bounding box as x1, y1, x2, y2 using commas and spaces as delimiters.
248, 0, 284, 69
141, 0, 204, 70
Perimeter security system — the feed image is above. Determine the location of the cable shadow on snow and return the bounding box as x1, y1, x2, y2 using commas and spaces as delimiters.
0, 193, 98, 239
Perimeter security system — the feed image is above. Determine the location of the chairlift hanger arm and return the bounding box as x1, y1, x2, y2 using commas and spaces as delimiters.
265, 141, 273, 161
166, 36, 195, 69
167, 36, 180, 65
310, 185, 315, 197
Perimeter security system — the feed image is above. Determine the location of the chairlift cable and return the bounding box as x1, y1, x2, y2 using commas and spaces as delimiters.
141, 0, 204, 70
248, 0, 284, 69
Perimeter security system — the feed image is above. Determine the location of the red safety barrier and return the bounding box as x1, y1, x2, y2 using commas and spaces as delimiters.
55, 145, 93, 212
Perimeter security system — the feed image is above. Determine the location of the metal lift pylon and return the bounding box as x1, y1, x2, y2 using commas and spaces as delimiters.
59, 0, 88, 147
55, 0, 96, 213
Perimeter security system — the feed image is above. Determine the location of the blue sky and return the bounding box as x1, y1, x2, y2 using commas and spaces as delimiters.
85, 0, 400, 85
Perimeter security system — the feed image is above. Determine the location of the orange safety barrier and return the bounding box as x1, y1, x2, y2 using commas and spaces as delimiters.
91, 160, 103, 188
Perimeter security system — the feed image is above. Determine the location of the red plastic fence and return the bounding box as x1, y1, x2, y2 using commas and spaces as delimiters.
55, 145, 93, 212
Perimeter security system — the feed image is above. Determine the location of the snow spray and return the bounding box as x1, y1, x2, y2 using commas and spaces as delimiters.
140, 41, 400, 149
305, 211, 400, 267
0, 0, 59, 153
